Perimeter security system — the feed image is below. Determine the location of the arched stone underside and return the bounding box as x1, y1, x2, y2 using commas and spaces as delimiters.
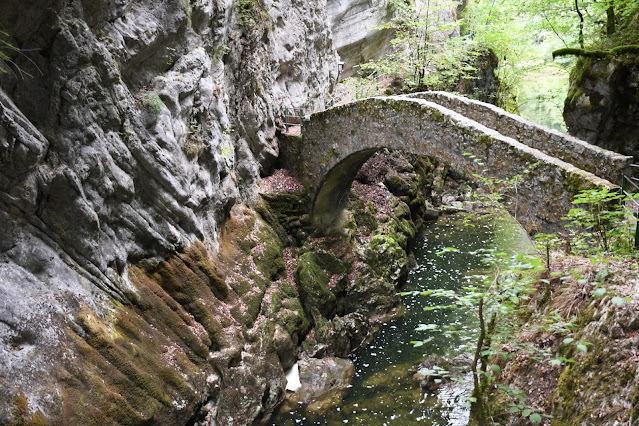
297, 95, 629, 234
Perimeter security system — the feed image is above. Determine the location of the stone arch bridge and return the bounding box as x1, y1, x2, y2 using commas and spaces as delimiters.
281, 92, 634, 234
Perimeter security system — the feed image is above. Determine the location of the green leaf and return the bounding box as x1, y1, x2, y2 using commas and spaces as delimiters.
436, 247, 460, 256
522, 409, 531, 417
611, 296, 627, 306
576, 343, 587, 353
415, 323, 439, 331
592, 288, 606, 297
562, 337, 574, 345
529, 413, 542, 423
490, 364, 501, 373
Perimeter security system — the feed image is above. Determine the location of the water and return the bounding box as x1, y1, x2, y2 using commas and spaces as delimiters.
271, 211, 533, 425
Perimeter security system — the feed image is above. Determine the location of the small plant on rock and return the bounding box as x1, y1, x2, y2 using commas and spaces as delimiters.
142, 91, 164, 116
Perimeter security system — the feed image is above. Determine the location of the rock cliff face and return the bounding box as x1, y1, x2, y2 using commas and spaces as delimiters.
564, 56, 639, 159
326, 0, 468, 78
326, 0, 395, 77
0, 0, 336, 423
563, 11, 639, 160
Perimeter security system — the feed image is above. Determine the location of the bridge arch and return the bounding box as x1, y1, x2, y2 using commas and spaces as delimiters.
287, 95, 622, 234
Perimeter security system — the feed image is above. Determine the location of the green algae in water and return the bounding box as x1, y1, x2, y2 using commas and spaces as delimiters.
271, 210, 533, 425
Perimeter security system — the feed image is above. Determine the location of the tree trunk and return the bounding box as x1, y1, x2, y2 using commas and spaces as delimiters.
575, 0, 584, 48
606, 3, 616, 36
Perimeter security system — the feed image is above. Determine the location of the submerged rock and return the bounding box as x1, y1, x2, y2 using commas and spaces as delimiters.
415, 353, 473, 391
279, 357, 354, 414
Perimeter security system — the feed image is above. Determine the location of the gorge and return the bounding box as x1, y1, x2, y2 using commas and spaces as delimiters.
1, 0, 639, 425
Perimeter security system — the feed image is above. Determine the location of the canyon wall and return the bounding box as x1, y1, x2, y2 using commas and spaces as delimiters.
563, 11, 639, 160
0, 0, 337, 423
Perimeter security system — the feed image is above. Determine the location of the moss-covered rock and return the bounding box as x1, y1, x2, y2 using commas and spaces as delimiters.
259, 191, 313, 246
563, 12, 639, 158
295, 252, 337, 321
254, 226, 285, 281
344, 274, 400, 316
365, 233, 409, 284
315, 312, 369, 356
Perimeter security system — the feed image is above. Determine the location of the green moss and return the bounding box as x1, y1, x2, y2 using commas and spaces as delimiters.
51, 240, 260, 424
8, 393, 48, 426
142, 92, 164, 116
278, 280, 297, 298
254, 200, 289, 245
565, 86, 584, 107
561, 170, 592, 194
365, 232, 409, 283
231, 279, 253, 297
240, 290, 265, 327
476, 134, 494, 150
254, 227, 285, 280
351, 197, 378, 235
236, 0, 270, 34
259, 191, 313, 246
295, 252, 336, 320
266, 291, 283, 317
279, 298, 311, 337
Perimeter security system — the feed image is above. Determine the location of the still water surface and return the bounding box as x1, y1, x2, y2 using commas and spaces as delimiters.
271, 211, 532, 425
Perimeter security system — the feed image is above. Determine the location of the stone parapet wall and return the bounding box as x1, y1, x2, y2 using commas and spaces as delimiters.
405, 91, 634, 184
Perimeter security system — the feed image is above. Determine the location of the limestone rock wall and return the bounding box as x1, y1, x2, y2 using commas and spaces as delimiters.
326, 0, 395, 77
564, 56, 639, 160
0, 0, 336, 423
563, 11, 639, 161
327, 0, 468, 79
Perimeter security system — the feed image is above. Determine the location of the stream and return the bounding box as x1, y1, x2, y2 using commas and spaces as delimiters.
271, 210, 533, 425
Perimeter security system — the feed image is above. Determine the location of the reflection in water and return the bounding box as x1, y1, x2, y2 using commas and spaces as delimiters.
271, 211, 532, 425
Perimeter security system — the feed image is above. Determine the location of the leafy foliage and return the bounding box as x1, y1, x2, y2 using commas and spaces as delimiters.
409, 178, 637, 423
462, 0, 639, 111
563, 188, 638, 253
357, 0, 481, 92
407, 246, 544, 423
